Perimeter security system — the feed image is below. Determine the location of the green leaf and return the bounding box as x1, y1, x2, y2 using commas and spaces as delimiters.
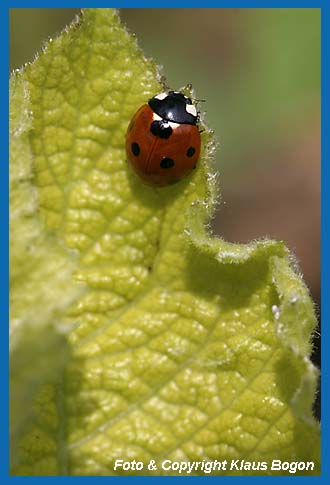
9, 74, 82, 466
10, 8, 319, 476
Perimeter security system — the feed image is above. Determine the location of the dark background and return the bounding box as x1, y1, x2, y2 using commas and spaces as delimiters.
10, 8, 321, 418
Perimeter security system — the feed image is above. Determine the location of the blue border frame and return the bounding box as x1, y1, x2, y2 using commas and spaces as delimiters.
3, 2, 326, 482
2, 1, 9, 480
321, 1, 328, 481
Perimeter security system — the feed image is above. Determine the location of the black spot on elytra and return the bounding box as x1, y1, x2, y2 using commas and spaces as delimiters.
150, 120, 173, 139
131, 142, 140, 156
160, 157, 175, 169
187, 147, 195, 157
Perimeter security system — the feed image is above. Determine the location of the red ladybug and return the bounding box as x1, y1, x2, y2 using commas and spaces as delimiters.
126, 91, 201, 187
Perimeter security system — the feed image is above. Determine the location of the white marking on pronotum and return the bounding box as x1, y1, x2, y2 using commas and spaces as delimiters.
153, 113, 162, 121
154, 92, 168, 100
152, 113, 180, 130
186, 104, 197, 117
168, 121, 180, 130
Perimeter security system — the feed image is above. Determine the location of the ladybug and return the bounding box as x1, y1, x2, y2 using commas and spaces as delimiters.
126, 91, 201, 186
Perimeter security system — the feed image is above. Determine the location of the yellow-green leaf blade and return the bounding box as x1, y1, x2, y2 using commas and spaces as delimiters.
9, 73, 81, 469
